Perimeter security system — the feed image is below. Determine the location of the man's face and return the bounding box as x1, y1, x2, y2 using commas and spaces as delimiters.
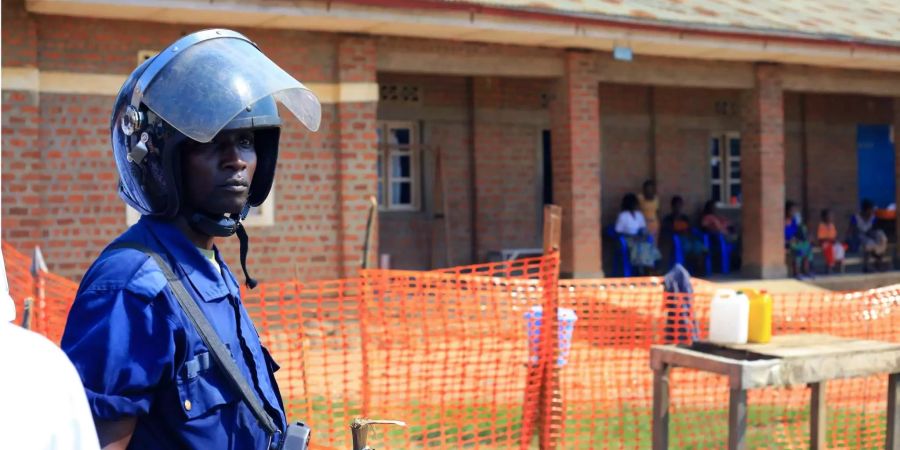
182, 129, 257, 216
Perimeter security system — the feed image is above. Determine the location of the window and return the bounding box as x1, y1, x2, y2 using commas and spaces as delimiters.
709, 133, 741, 207
377, 121, 421, 211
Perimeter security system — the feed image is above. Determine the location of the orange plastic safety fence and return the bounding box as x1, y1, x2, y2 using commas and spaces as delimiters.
5, 239, 900, 449
358, 254, 559, 450
3, 241, 78, 342
242, 278, 366, 450
554, 280, 900, 449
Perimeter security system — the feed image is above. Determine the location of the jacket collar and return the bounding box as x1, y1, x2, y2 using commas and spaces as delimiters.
139, 216, 241, 301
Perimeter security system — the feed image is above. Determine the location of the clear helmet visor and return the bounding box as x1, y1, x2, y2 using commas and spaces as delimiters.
141, 36, 321, 143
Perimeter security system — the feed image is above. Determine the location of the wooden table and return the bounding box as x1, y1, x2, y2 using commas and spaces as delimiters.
650, 334, 900, 449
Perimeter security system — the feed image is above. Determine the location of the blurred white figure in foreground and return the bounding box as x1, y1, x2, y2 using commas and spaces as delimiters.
0, 245, 100, 450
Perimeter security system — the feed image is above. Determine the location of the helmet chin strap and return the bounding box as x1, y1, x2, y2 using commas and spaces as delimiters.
188, 204, 258, 289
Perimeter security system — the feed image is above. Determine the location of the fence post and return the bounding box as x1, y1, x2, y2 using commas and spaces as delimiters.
30, 246, 48, 336
539, 205, 563, 449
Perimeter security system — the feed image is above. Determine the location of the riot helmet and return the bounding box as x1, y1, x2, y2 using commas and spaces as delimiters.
110, 29, 321, 287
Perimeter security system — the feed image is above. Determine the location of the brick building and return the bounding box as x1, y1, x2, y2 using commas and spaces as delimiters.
3, 0, 899, 281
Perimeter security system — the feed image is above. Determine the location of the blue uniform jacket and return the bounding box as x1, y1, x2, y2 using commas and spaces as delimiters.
62, 216, 286, 449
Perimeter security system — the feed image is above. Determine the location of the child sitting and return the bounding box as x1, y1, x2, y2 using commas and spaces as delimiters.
785, 201, 813, 279
662, 196, 707, 272
816, 209, 845, 273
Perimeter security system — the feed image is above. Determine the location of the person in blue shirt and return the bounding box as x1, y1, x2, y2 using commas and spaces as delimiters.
784, 200, 813, 279
61, 30, 321, 450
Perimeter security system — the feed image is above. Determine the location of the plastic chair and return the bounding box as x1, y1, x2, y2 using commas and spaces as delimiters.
706, 231, 734, 274
671, 229, 712, 276
671, 233, 685, 269
604, 225, 632, 277
701, 232, 712, 276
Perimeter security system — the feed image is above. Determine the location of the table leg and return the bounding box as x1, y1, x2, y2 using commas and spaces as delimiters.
809, 382, 826, 450
887, 373, 900, 450
652, 365, 670, 450
728, 387, 747, 450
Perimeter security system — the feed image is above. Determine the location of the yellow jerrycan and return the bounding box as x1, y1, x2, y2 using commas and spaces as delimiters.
745, 289, 773, 344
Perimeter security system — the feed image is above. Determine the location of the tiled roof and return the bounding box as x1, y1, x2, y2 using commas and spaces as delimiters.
445, 0, 900, 46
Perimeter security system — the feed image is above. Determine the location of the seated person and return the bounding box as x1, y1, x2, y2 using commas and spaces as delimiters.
661, 196, 707, 271
817, 208, 845, 273
851, 199, 889, 272
785, 201, 813, 279
701, 200, 737, 242
638, 180, 660, 242
615, 193, 661, 275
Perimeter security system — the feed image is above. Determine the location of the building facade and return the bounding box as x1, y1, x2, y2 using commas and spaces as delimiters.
3, 0, 900, 281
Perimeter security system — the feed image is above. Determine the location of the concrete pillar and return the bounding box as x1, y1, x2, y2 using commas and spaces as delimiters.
336, 36, 379, 276
549, 51, 602, 278
740, 63, 788, 279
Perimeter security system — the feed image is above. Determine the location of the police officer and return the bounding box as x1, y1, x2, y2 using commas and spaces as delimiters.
61, 29, 320, 450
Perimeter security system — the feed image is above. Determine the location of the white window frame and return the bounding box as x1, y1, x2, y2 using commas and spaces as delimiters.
709, 132, 741, 208
377, 121, 421, 211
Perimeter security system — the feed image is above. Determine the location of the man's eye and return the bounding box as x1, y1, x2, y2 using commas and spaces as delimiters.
239, 137, 253, 148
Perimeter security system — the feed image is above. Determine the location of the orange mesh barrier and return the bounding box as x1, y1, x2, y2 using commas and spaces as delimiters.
3, 240, 900, 449
242, 278, 366, 450
3, 241, 78, 341
357, 255, 559, 449
555, 280, 900, 449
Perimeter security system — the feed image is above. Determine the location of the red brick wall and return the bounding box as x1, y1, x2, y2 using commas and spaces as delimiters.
473, 77, 548, 261
5, 3, 897, 281
2, 0, 37, 67
218, 106, 342, 283
2, 0, 41, 254
803, 93, 892, 238
741, 64, 786, 278
473, 121, 542, 259
783, 93, 805, 211
376, 73, 473, 269
429, 120, 475, 267
550, 51, 602, 277
599, 84, 652, 224
33, 15, 337, 82
1, 7, 346, 281
336, 36, 378, 276
652, 87, 742, 220
376, 74, 548, 267
2, 90, 42, 248
39, 94, 120, 276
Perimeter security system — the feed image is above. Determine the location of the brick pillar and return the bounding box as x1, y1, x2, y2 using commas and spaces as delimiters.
740, 64, 787, 279
549, 51, 602, 278
1, 0, 42, 250
337, 36, 379, 276
894, 99, 900, 269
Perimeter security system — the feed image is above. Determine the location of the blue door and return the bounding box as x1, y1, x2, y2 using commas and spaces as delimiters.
857, 125, 896, 208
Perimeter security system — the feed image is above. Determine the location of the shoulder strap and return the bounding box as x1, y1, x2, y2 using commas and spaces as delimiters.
108, 242, 279, 436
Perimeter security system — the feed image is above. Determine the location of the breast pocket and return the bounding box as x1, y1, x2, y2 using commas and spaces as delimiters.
176, 352, 238, 420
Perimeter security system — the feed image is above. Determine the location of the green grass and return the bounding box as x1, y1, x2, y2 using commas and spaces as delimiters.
285, 399, 887, 449
563, 404, 886, 449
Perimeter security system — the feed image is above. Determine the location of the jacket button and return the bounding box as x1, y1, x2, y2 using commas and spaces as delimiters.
184, 400, 192, 411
